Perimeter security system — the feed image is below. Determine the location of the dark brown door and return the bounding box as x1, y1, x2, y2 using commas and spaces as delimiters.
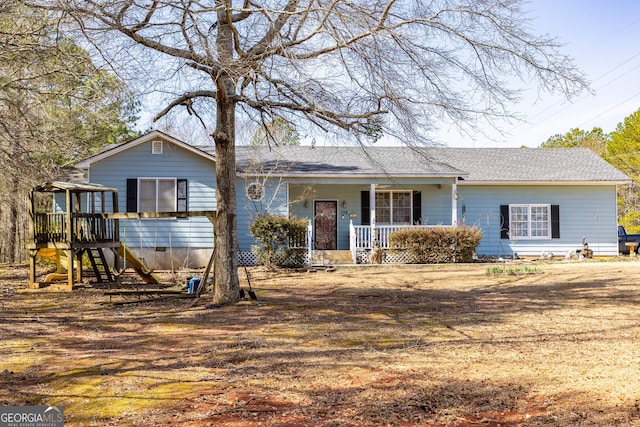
314, 201, 337, 250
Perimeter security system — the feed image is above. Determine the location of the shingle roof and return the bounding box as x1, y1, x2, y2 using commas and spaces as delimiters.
233, 145, 630, 183
234, 145, 465, 177
433, 147, 630, 183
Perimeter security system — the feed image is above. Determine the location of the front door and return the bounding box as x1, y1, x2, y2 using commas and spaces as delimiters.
314, 201, 337, 250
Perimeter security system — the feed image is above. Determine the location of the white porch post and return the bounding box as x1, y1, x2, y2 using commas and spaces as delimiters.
349, 220, 357, 263
307, 219, 313, 266
452, 181, 458, 226
370, 184, 376, 248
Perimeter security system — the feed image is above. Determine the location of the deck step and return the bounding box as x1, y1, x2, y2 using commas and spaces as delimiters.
311, 250, 353, 265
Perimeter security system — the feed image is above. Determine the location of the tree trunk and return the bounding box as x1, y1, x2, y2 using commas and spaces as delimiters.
212, 4, 240, 304
7, 183, 18, 263
212, 94, 241, 304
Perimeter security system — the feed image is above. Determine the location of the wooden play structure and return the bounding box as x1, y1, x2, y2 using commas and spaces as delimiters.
26, 181, 216, 290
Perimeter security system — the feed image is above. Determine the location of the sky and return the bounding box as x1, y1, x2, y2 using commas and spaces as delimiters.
138, 1, 640, 149
448, 0, 640, 148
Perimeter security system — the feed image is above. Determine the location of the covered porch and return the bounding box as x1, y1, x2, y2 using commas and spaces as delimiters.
296, 182, 461, 264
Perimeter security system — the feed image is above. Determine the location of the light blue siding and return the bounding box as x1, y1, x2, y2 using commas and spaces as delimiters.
459, 185, 619, 257
236, 177, 289, 251
82, 137, 622, 261
287, 183, 455, 250
88, 140, 216, 249
422, 185, 453, 225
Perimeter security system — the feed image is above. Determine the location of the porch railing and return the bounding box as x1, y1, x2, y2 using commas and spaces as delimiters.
349, 222, 450, 262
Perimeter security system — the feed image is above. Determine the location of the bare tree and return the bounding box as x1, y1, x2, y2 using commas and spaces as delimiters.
0, 2, 137, 263
21, 0, 588, 303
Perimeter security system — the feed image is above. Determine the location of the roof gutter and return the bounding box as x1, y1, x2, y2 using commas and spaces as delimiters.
458, 180, 631, 186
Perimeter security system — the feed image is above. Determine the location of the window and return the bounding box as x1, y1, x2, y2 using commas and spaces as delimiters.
375, 191, 412, 225
127, 178, 187, 213
509, 204, 551, 239
127, 178, 188, 213
139, 178, 175, 212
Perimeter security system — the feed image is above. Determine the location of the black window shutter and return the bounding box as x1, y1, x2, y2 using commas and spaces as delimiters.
361, 191, 370, 225
500, 205, 509, 239
177, 179, 188, 212
412, 191, 422, 224
126, 179, 137, 212
551, 205, 560, 238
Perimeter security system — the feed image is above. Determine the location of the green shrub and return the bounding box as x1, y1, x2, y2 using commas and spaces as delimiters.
388, 226, 482, 263
249, 215, 308, 268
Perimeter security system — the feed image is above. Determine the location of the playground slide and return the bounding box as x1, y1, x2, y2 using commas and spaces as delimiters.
37, 248, 68, 270
117, 244, 159, 284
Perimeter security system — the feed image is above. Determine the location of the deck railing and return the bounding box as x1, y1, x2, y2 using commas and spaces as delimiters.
32, 213, 118, 244
33, 213, 66, 244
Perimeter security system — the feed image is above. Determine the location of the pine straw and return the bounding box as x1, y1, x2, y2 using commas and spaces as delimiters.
1, 261, 639, 426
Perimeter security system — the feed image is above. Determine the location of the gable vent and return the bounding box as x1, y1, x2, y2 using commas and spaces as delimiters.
151, 140, 163, 154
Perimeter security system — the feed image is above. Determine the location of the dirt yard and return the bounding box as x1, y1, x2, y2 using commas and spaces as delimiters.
1, 260, 639, 426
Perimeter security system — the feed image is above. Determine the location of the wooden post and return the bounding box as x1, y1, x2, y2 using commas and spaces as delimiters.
55, 249, 63, 274
76, 249, 83, 285
66, 248, 74, 290
28, 249, 38, 288
65, 189, 72, 243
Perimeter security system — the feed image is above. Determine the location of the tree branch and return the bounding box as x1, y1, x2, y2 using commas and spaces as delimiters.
153, 90, 217, 122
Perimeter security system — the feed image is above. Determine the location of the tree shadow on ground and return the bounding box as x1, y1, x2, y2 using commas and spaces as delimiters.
1, 263, 640, 425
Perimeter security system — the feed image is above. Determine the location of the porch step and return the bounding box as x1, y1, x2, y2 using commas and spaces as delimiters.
311, 250, 353, 265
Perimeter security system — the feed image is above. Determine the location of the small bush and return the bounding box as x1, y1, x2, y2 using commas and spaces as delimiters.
389, 226, 482, 263
249, 215, 308, 268
486, 266, 541, 275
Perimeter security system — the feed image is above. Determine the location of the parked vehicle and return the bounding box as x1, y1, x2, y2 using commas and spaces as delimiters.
618, 226, 640, 254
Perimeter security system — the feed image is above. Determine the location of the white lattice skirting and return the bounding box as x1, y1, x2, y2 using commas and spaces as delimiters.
238, 251, 259, 266
241, 250, 420, 266
238, 251, 310, 267
356, 249, 418, 264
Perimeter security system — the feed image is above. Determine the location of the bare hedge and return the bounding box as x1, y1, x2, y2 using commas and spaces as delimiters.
389, 226, 483, 263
